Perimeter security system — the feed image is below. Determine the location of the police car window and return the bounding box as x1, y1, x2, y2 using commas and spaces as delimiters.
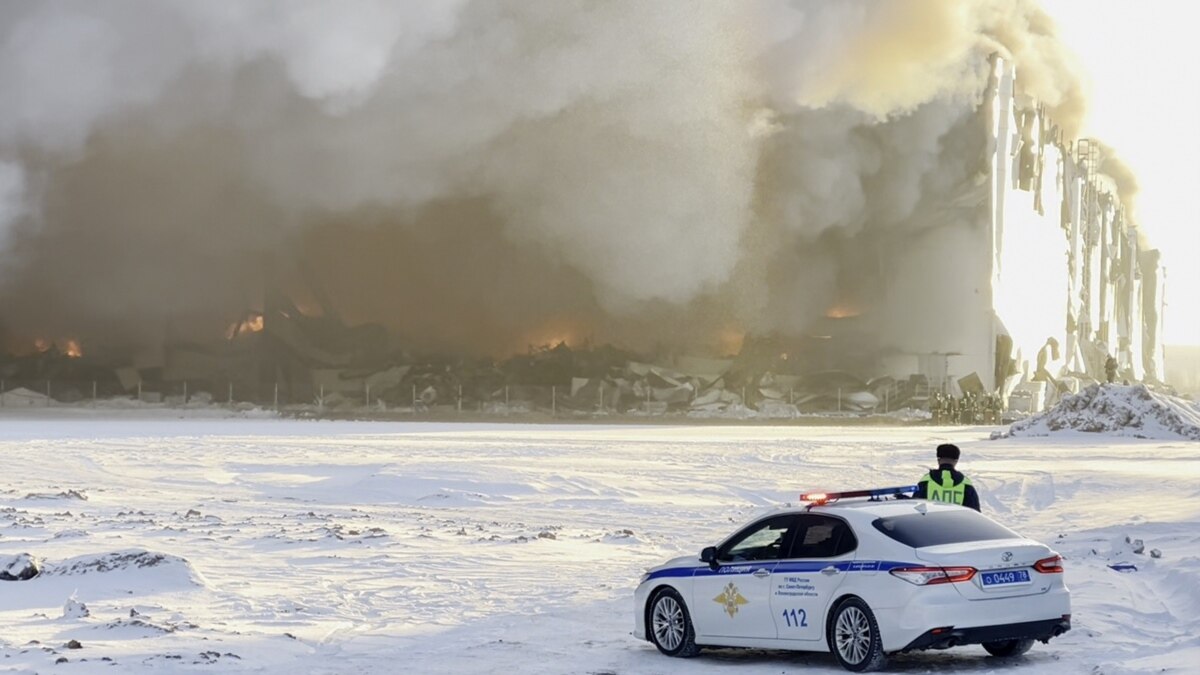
872, 511, 1019, 548
720, 516, 792, 562
787, 515, 857, 558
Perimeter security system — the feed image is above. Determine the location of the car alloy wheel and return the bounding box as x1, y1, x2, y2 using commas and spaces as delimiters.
648, 589, 699, 657
652, 595, 684, 651
828, 598, 886, 672
835, 606, 871, 664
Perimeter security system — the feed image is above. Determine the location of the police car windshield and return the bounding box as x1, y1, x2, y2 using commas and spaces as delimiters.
871, 510, 1019, 548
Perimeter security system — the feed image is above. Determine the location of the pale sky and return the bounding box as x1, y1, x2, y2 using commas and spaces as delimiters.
1041, 0, 1200, 347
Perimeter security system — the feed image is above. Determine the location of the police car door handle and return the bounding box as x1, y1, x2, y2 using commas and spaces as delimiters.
753, 568, 770, 578
821, 566, 839, 576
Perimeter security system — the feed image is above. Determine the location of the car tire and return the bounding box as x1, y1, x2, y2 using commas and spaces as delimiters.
983, 638, 1034, 657
647, 588, 700, 658
827, 597, 887, 672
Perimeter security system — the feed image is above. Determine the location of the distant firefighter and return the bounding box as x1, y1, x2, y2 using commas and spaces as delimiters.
1104, 355, 1118, 384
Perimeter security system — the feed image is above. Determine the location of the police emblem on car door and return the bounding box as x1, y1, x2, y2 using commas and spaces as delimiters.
713, 582, 748, 618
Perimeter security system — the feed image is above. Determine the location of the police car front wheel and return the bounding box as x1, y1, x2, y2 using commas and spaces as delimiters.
647, 589, 699, 658
828, 598, 886, 672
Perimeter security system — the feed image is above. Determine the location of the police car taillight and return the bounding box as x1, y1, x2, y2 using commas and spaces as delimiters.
890, 566, 977, 585
1034, 555, 1064, 574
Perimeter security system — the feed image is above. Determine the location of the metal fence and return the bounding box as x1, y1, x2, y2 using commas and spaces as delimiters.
0, 379, 954, 421
0, 379, 629, 416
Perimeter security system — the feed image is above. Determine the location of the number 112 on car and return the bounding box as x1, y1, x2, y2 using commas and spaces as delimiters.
781, 608, 808, 627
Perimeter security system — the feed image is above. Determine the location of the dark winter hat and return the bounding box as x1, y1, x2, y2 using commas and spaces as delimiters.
936, 443, 961, 460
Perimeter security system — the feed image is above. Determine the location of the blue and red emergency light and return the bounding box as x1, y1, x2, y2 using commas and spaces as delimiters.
800, 485, 918, 505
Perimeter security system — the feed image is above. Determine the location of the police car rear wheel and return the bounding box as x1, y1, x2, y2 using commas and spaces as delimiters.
828, 598, 886, 672
648, 589, 699, 657
983, 638, 1034, 657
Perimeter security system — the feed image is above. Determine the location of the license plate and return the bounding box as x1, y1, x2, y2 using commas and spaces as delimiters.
981, 569, 1031, 586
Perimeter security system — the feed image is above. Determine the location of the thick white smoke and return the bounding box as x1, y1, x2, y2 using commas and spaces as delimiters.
0, 161, 25, 250
0, 0, 1098, 356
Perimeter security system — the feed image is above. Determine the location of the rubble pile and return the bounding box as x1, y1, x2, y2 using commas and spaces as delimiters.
0, 292, 939, 419
483, 347, 928, 418
997, 384, 1200, 440
2, 316, 935, 418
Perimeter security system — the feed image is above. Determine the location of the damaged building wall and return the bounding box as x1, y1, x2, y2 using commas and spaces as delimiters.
1068, 153, 1164, 385
863, 56, 1070, 396
869, 55, 1165, 407
1140, 249, 1166, 382
988, 57, 1072, 393
983, 56, 1164, 402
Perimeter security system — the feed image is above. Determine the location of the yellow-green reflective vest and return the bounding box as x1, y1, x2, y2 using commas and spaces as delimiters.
920, 470, 972, 505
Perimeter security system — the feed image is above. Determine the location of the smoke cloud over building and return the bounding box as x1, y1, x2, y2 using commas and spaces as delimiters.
0, 0, 1120, 361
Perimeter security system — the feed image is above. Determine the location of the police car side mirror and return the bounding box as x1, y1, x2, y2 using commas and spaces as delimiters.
701, 546, 718, 569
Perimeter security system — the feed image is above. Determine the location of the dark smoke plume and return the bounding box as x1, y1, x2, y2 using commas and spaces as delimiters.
0, 0, 1110, 358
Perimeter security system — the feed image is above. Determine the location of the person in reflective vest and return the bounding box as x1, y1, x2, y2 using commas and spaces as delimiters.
914, 443, 981, 511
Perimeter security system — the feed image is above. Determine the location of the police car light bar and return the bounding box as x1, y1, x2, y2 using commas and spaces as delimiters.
800, 485, 919, 505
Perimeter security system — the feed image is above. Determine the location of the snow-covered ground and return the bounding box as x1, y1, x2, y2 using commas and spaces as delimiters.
1, 413, 1197, 674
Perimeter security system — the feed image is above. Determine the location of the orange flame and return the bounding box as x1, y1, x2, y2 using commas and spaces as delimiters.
825, 305, 861, 319
526, 318, 582, 351
227, 314, 265, 339
27, 338, 82, 357
527, 332, 574, 351
63, 339, 83, 358
717, 328, 744, 356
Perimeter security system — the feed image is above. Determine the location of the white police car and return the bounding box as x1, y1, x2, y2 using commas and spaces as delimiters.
634, 487, 1071, 671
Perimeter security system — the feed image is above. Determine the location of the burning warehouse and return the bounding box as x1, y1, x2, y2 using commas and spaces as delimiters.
0, 3, 1177, 414
149, 52, 1163, 416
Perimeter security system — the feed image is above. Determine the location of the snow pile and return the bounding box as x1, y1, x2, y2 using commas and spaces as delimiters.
44, 550, 197, 581
61, 597, 90, 619
0, 553, 41, 581
998, 384, 1200, 440
2, 550, 205, 591
23, 489, 88, 501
